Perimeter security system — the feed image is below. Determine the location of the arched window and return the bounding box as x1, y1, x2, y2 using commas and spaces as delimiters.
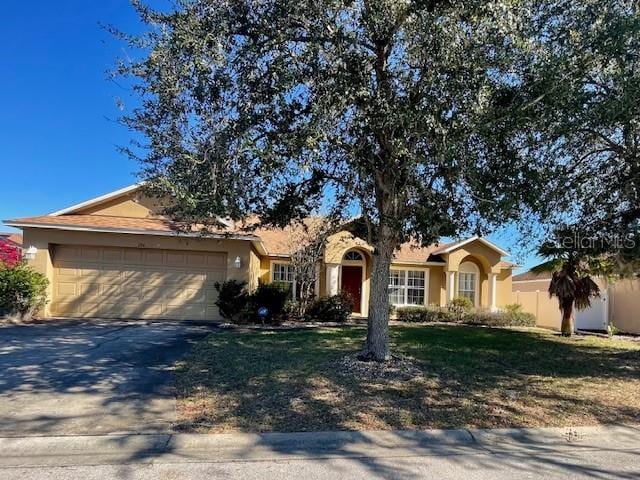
458, 261, 480, 306
343, 250, 363, 261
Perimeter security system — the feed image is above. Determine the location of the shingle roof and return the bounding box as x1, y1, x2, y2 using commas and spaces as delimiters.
512, 270, 552, 281
5, 215, 256, 238
5, 215, 513, 268
0, 233, 22, 248
392, 241, 445, 264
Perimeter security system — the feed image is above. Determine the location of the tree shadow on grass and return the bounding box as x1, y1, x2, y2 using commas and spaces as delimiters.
163, 325, 640, 479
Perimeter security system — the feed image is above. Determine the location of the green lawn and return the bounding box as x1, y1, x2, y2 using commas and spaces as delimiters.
174, 325, 640, 433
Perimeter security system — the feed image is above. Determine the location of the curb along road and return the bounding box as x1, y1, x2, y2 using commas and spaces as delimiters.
1, 425, 639, 468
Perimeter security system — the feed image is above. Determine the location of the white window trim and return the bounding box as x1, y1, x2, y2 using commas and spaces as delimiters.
270, 260, 296, 298
388, 267, 430, 307
458, 262, 480, 307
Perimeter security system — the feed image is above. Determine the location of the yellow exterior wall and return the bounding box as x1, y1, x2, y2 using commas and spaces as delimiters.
446, 242, 503, 273
21, 182, 515, 320
428, 265, 444, 306
248, 248, 261, 291
496, 269, 513, 308
74, 193, 166, 218
324, 231, 373, 264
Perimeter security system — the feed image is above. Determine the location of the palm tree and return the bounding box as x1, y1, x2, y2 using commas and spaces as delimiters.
531, 242, 601, 336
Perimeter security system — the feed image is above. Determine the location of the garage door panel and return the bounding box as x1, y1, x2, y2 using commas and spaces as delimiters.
123, 250, 145, 264
144, 251, 164, 265
102, 247, 124, 262
55, 246, 82, 261
52, 245, 226, 320
81, 247, 102, 261
206, 271, 226, 282
56, 282, 77, 296
207, 255, 226, 268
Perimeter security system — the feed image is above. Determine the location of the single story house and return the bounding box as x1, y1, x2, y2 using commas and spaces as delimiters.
513, 270, 640, 334
5, 184, 515, 320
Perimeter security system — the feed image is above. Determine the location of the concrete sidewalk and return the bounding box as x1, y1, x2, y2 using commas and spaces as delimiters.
1, 424, 639, 469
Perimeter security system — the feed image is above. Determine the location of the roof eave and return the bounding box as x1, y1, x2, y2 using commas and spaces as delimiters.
4, 221, 259, 242
432, 236, 510, 257
48, 183, 144, 216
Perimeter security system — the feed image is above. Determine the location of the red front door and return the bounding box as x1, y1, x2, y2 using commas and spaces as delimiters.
341, 266, 362, 313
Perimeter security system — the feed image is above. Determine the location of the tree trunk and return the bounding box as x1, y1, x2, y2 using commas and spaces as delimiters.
561, 299, 574, 337
359, 228, 395, 362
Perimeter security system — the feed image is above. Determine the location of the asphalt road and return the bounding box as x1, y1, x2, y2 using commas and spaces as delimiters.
5, 449, 640, 480
0, 319, 217, 435
1, 426, 639, 479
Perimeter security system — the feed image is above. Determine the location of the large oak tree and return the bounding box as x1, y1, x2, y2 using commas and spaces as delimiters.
117, 0, 559, 361
518, 0, 640, 270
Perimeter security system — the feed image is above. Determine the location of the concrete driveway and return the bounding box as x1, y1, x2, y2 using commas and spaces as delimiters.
0, 319, 217, 436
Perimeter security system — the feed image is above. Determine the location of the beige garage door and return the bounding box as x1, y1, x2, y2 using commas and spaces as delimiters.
52, 245, 226, 320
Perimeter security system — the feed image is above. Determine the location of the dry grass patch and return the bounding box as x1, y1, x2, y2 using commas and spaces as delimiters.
174, 325, 640, 433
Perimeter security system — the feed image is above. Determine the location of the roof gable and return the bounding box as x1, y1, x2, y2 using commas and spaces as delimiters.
50, 184, 144, 216
432, 236, 509, 256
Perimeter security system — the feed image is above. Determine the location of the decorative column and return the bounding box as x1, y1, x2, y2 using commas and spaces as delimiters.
326, 263, 340, 296
488, 272, 497, 312
445, 271, 456, 304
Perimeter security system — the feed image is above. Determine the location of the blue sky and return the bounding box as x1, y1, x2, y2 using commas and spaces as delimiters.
0, 2, 142, 221
0, 1, 540, 272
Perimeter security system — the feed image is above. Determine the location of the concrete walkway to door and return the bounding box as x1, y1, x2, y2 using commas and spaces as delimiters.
0, 319, 217, 436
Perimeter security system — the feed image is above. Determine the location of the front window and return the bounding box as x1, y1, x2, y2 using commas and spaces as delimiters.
272, 263, 294, 284
388, 269, 426, 306
458, 272, 476, 304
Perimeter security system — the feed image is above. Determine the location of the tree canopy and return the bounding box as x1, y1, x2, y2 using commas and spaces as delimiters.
516, 0, 640, 271
116, 0, 596, 359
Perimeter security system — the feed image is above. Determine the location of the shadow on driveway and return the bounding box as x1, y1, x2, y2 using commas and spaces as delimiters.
0, 319, 217, 435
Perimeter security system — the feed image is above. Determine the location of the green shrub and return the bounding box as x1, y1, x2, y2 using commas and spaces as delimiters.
214, 280, 249, 321
395, 306, 458, 323
0, 264, 48, 319
463, 307, 536, 328
501, 303, 537, 326
305, 293, 354, 323
247, 282, 292, 324
394, 303, 536, 328
447, 297, 474, 315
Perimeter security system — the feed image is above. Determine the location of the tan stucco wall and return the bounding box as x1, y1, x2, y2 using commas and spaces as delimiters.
248, 248, 261, 291
496, 269, 513, 308
446, 242, 503, 273
324, 231, 373, 264
22, 227, 254, 319
428, 265, 445, 306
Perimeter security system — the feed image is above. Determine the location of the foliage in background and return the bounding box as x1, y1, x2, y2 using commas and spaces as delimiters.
0, 242, 21, 268
394, 304, 535, 327
517, 0, 640, 271
115, 0, 563, 361
305, 293, 354, 323
0, 263, 48, 318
